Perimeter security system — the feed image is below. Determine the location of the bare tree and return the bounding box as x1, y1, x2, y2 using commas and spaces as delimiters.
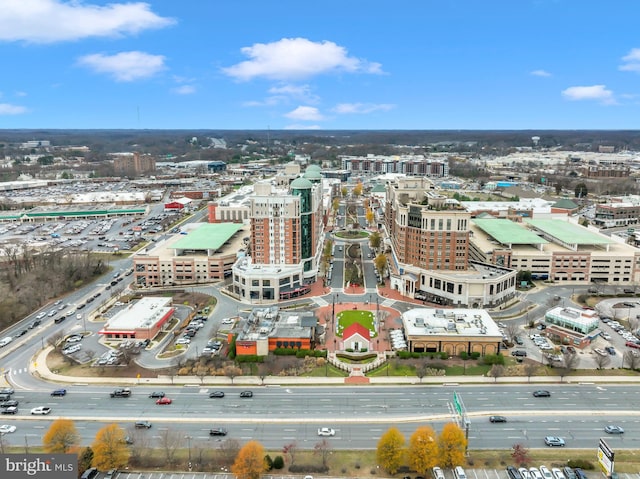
523, 361, 538, 382
558, 351, 579, 381
47, 331, 65, 350
218, 438, 241, 467
489, 364, 505, 382
593, 353, 610, 370
224, 364, 242, 384
623, 351, 640, 370
158, 428, 184, 466
504, 322, 520, 343
126, 426, 152, 467
415, 360, 428, 383
282, 441, 298, 467
314, 439, 332, 468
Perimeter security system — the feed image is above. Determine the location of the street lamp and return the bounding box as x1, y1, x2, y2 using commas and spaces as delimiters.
185, 435, 192, 467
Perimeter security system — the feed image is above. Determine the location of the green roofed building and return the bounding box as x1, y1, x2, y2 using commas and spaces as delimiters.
133, 222, 249, 287
469, 217, 640, 284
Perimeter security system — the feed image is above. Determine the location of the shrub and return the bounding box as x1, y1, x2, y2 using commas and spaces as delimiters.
439, 352, 449, 360
288, 465, 329, 473
397, 351, 412, 359
235, 355, 264, 363
567, 459, 595, 470
483, 354, 505, 365
460, 351, 469, 360
264, 455, 273, 471
470, 352, 481, 360
272, 456, 284, 470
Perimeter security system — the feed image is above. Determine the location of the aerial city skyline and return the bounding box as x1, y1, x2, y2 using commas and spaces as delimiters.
1, 0, 639, 130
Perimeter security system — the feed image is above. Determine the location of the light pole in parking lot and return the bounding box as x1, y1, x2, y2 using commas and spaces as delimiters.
185, 435, 192, 468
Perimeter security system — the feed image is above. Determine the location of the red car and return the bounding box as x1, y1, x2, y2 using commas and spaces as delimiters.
156, 397, 172, 405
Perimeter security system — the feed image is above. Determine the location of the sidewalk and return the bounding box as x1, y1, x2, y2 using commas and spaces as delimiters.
28, 346, 640, 387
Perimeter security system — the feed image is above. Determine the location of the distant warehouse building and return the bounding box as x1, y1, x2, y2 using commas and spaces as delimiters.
164, 197, 192, 211
98, 297, 174, 341
400, 308, 503, 356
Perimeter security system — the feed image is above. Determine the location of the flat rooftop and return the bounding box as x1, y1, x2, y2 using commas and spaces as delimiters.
472, 218, 548, 246
103, 297, 173, 332
525, 219, 613, 246
171, 223, 244, 251
402, 308, 502, 339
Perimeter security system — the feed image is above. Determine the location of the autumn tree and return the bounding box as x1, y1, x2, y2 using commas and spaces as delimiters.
438, 423, 467, 468
369, 231, 381, 250
407, 426, 439, 475
511, 443, 531, 467
231, 440, 268, 479
92, 424, 130, 471
282, 442, 298, 466
353, 182, 363, 196
78, 447, 94, 477
374, 254, 388, 280
376, 427, 405, 474
341, 186, 348, 197
43, 419, 79, 453
365, 208, 375, 227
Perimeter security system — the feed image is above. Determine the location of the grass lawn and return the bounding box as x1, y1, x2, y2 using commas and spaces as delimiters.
336, 309, 377, 338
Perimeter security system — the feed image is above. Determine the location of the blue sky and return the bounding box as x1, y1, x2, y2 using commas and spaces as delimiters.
1, 0, 639, 130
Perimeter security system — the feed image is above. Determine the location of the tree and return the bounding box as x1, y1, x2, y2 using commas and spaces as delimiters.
594, 353, 610, 370
623, 351, 640, 370
438, 423, 467, 468
365, 208, 375, 227
341, 186, 348, 197
489, 364, 505, 382
224, 364, 243, 383
559, 351, 579, 381
376, 427, 405, 474
504, 322, 520, 343
231, 440, 268, 479
159, 428, 184, 466
574, 182, 588, 198
91, 424, 130, 471
353, 182, 363, 196
43, 419, 79, 453
369, 231, 382, 250
511, 443, 531, 467
282, 442, 298, 466
78, 447, 94, 477
374, 254, 388, 280
314, 438, 332, 468
523, 361, 538, 382
407, 426, 439, 475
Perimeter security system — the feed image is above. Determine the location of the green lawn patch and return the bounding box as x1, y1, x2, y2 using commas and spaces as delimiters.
336, 310, 377, 338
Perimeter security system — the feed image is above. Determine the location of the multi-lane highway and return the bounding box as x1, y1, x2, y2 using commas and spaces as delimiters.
1, 384, 638, 450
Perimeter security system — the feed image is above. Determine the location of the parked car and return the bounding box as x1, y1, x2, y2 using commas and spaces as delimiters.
574, 469, 588, 479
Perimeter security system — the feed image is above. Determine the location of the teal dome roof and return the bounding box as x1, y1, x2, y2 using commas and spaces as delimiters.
306, 164, 321, 172
303, 170, 322, 180
290, 177, 313, 188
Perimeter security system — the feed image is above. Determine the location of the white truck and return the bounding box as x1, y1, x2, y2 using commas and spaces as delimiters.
0, 337, 13, 347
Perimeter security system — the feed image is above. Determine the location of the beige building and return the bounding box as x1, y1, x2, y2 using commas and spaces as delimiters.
133, 223, 247, 287
469, 217, 640, 284
400, 308, 503, 356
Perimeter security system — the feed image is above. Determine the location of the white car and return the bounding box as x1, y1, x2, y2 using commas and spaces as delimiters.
176, 337, 191, 345
539, 466, 554, 479
317, 427, 335, 436
30, 406, 51, 415
221, 318, 234, 324
551, 468, 566, 479
0, 424, 16, 434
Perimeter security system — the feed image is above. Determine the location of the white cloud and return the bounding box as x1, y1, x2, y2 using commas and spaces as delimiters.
620, 48, 640, 72
530, 69, 552, 77
284, 106, 324, 121
222, 37, 383, 81
284, 124, 322, 130
173, 85, 196, 95
0, 103, 27, 115
77, 51, 166, 82
0, 0, 174, 44
333, 103, 394, 114
561, 85, 615, 104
